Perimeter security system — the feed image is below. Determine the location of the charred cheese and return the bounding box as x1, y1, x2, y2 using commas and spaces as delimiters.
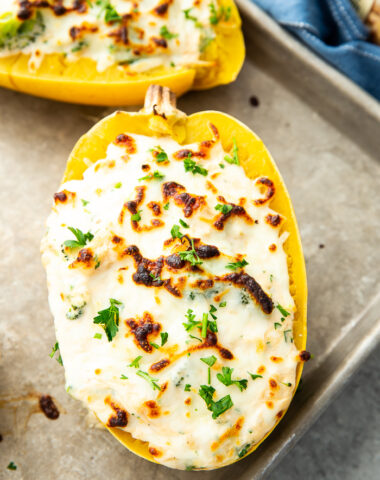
0, 0, 222, 73
41, 126, 302, 470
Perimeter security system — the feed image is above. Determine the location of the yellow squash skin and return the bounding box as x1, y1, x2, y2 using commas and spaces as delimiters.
0, 0, 244, 105
61, 88, 308, 468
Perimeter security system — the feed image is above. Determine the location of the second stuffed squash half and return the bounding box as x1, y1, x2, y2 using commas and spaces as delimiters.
0, 0, 244, 105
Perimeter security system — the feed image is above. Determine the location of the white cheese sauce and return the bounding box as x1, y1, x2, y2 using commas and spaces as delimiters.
0, 0, 214, 73
41, 126, 300, 469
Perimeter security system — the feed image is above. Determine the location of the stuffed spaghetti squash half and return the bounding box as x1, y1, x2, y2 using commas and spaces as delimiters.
0, 0, 244, 105
41, 86, 308, 470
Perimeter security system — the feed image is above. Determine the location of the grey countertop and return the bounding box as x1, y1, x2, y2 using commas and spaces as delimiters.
269, 347, 380, 480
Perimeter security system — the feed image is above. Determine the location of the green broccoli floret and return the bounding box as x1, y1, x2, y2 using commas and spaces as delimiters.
0, 11, 45, 50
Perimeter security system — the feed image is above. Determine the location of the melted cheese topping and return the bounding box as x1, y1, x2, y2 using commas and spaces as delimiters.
0, 0, 216, 73
41, 125, 300, 470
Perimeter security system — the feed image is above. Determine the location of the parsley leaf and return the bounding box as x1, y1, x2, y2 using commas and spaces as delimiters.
189, 334, 202, 342
182, 308, 201, 331
217, 366, 248, 391
160, 26, 178, 40
226, 258, 248, 270
200, 355, 217, 367
63, 227, 94, 249
7, 462, 17, 471
49, 342, 63, 366
201, 312, 208, 338
199, 385, 233, 419
163, 202, 170, 210
209, 3, 231, 24
129, 355, 142, 368
274, 322, 282, 330
114, 182, 122, 188
184, 384, 191, 392
284, 329, 293, 343
183, 154, 208, 176
248, 372, 263, 380
209, 304, 217, 319
160, 332, 168, 346
93, 333, 102, 339
150, 342, 159, 349
179, 239, 203, 266
136, 370, 161, 390
96, 0, 122, 23
219, 301, 227, 307
238, 444, 251, 458
171, 224, 183, 239
183, 8, 202, 27
224, 138, 239, 165
150, 145, 168, 163
139, 171, 165, 181
120, 374, 128, 380
93, 298, 122, 342
215, 203, 233, 215
131, 210, 142, 222
179, 219, 190, 228
276, 304, 290, 317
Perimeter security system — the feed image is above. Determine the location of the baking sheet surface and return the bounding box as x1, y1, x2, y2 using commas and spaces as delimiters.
0, 5, 379, 479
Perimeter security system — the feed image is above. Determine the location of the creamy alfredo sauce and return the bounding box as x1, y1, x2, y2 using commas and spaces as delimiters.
41, 123, 301, 470
0, 0, 217, 72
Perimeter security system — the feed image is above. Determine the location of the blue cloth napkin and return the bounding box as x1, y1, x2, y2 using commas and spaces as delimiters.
252, 0, 380, 100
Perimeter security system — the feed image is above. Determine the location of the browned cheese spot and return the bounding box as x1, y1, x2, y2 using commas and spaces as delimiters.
162, 181, 205, 218
18, 1, 89, 20
143, 400, 161, 418
54, 189, 76, 204
105, 397, 128, 428
108, 25, 129, 45
152, 0, 172, 16
270, 356, 283, 363
69, 248, 94, 269
152, 36, 167, 48
149, 447, 162, 457
69, 22, 98, 41
266, 401, 274, 409
114, 133, 137, 154
211, 417, 244, 451
213, 196, 253, 230
269, 378, 278, 389
265, 214, 282, 228
217, 272, 274, 314
150, 358, 170, 372
269, 243, 277, 252
253, 177, 275, 206
184, 397, 191, 405
173, 140, 214, 161
257, 365, 266, 374
39, 395, 60, 420
147, 201, 162, 216
126, 312, 161, 352
276, 410, 284, 419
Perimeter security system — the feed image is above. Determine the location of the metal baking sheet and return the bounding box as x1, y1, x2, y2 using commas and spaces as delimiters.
0, 1, 379, 478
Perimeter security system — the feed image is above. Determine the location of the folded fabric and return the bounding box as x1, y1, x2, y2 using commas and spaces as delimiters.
252, 0, 380, 100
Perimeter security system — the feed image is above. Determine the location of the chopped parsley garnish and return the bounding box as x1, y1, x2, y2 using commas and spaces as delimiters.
150, 145, 168, 163
150, 342, 159, 350
281, 382, 292, 387
215, 203, 233, 215
160, 26, 178, 40
208, 367, 211, 384
7, 462, 17, 471
114, 182, 122, 188
219, 301, 227, 307
274, 322, 282, 330
189, 334, 202, 342
66, 303, 86, 320
136, 370, 161, 390
93, 298, 122, 342
81, 199, 89, 206
96, 0, 122, 23
178, 239, 203, 266
224, 138, 239, 165
238, 444, 251, 458
160, 332, 168, 346
183, 309, 201, 331
49, 342, 63, 366
93, 333, 102, 339
276, 304, 290, 317
183, 8, 202, 27
139, 170, 165, 181
120, 374, 128, 380
199, 385, 233, 419
183, 154, 208, 176
284, 329, 293, 343
163, 202, 170, 210
209, 304, 217, 319
170, 224, 183, 239
209, 3, 231, 24
200, 355, 217, 367
226, 258, 248, 270
131, 210, 142, 221
248, 372, 263, 380
184, 384, 191, 392
179, 219, 190, 228
63, 227, 94, 249
72, 40, 88, 52
201, 313, 208, 338
219, 163, 225, 169
217, 367, 248, 391
270, 274, 274, 282
149, 272, 161, 282
129, 355, 142, 368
